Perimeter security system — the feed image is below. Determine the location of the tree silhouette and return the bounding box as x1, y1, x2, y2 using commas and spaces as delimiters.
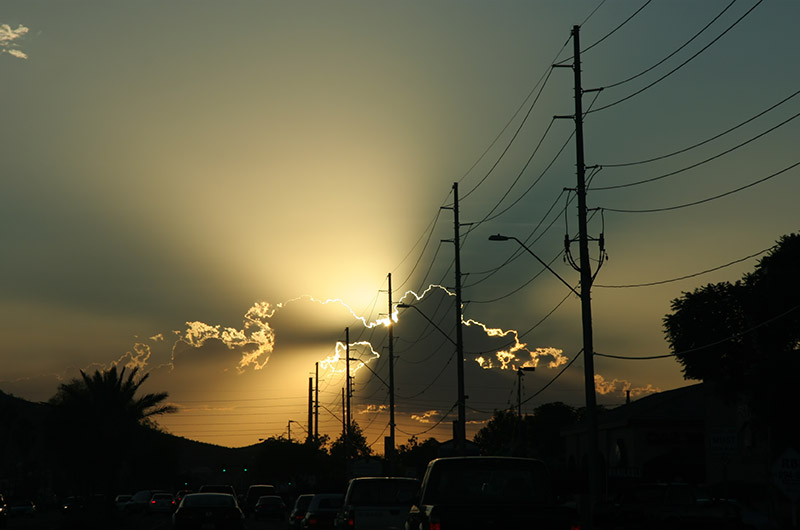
329, 421, 373, 460
52, 366, 176, 425
663, 233, 800, 451
47, 365, 177, 495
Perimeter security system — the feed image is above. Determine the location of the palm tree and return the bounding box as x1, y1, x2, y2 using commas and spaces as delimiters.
54, 365, 176, 425
48, 365, 177, 495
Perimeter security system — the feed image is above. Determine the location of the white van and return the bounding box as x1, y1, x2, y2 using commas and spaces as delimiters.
335, 477, 420, 530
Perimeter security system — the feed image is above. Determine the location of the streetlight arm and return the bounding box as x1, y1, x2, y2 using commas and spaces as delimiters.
396, 303, 458, 347
489, 234, 580, 297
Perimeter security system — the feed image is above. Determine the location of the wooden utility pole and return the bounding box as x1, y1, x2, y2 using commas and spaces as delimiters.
307, 377, 313, 443
444, 182, 467, 454
387, 273, 396, 465
314, 362, 319, 442
554, 24, 601, 525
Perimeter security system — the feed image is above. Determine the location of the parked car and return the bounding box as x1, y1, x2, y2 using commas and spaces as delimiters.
148, 492, 176, 513
254, 495, 287, 520
289, 494, 315, 530
172, 493, 245, 530
302, 493, 344, 530
335, 476, 419, 530
8, 500, 36, 517
244, 484, 276, 514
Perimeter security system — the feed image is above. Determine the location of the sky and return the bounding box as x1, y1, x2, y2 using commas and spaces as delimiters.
1, 1, 798, 451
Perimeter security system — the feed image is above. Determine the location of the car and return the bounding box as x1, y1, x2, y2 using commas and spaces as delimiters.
172, 492, 245, 530
253, 495, 287, 520
0, 493, 8, 528
175, 489, 193, 505
147, 492, 176, 513
289, 494, 315, 530
126, 489, 169, 514
199, 484, 238, 500
302, 493, 344, 530
335, 476, 420, 530
243, 484, 276, 514
114, 494, 132, 512
0, 494, 7, 528
8, 500, 36, 517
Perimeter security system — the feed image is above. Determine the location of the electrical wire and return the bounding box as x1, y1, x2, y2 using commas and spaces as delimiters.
460, 68, 558, 201
581, 0, 653, 55
591, 109, 800, 191
600, 88, 800, 168
595, 245, 775, 288
596, 301, 800, 361
588, 0, 763, 114
601, 159, 800, 213
521, 350, 583, 406
395, 402, 457, 438
601, 0, 737, 90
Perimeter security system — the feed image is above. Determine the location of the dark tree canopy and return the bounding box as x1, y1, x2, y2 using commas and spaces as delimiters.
329, 421, 373, 460
664, 233, 800, 386
47, 365, 177, 494
663, 233, 800, 446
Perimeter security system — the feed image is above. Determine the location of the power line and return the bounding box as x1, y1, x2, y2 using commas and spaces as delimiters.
597, 302, 800, 361
521, 350, 583, 406
599, 88, 800, 168
600, 0, 737, 90
595, 245, 775, 288
588, 1, 763, 114
581, 0, 653, 55
600, 159, 800, 213
591, 109, 800, 191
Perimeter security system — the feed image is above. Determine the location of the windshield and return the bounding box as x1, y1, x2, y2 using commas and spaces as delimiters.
348, 479, 419, 506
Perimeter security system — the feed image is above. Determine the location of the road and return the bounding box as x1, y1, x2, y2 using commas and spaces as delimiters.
4, 510, 289, 530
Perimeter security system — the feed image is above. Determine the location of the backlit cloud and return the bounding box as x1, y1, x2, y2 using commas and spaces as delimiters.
410, 410, 440, 424
594, 374, 660, 398
0, 24, 29, 59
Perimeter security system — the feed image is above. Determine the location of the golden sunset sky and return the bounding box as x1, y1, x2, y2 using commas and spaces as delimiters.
1, 1, 798, 450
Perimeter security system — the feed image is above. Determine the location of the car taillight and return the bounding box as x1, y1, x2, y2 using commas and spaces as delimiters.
151, 500, 156, 504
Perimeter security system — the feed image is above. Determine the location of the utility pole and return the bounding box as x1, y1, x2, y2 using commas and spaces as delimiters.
345, 327, 351, 477
443, 182, 467, 454
345, 327, 351, 436
517, 367, 535, 421
287, 420, 292, 443
314, 361, 319, 442
387, 273, 396, 468
307, 377, 313, 443
555, 24, 601, 525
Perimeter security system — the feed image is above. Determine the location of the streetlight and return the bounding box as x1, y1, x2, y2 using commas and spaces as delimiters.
396, 302, 466, 452
517, 366, 536, 421
489, 232, 600, 508
488, 234, 579, 296
396, 303, 456, 346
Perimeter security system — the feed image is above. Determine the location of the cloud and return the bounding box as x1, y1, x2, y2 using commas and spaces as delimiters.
0, 24, 29, 59
176, 301, 277, 371
594, 374, 660, 398
359, 404, 388, 415
410, 410, 440, 424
